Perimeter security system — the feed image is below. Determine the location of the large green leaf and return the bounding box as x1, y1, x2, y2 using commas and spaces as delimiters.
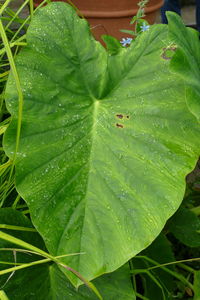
3, 3, 200, 286
167, 12, 200, 123
0, 208, 135, 299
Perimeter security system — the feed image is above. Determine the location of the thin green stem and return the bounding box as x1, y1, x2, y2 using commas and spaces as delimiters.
129, 259, 137, 291
0, 232, 102, 299
12, 194, 21, 209
142, 257, 200, 271
0, 225, 37, 232
135, 292, 149, 300
0, 257, 53, 276
0, 40, 27, 56
178, 263, 195, 273
29, 0, 34, 19
5, 0, 30, 31
0, 161, 11, 171
0, 0, 12, 15
134, 256, 194, 291
0, 261, 23, 266
0, 231, 54, 259
66, 0, 85, 19
22, 210, 30, 215
0, 19, 24, 207
15, 204, 27, 209
0, 248, 85, 258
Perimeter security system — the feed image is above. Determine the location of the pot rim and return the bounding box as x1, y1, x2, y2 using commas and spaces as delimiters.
79, 0, 164, 18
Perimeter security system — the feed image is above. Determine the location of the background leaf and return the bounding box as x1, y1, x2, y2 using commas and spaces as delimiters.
131, 234, 175, 299
101, 35, 122, 54
168, 207, 200, 247
3, 3, 200, 286
194, 271, 200, 300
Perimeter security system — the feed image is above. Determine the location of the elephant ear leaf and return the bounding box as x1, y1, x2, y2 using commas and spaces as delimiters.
3, 2, 200, 286
167, 12, 200, 123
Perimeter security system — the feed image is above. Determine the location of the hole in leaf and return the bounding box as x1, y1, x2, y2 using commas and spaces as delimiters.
116, 123, 124, 128
161, 46, 177, 60
116, 114, 123, 119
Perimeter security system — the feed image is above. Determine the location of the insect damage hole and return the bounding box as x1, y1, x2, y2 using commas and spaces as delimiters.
116, 114, 123, 119
161, 46, 177, 60
116, 123, 124, 128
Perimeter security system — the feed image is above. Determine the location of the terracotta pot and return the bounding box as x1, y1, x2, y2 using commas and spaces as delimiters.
34, 0, 164, 42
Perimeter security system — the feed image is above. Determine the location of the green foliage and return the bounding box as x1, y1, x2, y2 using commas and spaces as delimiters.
167, 12, 200, 123
0, 208, 134, 300
194, 271, 200, 300
3, 2, 200, 286
131, 234, 176, 299
141, 234, 175, 299
1, 263, 134, 300
101, 35, 122, 54
121, 0, 150, 36
0, 1, 200, 299
168, 207, 200, 247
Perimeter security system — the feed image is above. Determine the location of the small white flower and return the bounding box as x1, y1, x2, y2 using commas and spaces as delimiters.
120, 37, 133, 47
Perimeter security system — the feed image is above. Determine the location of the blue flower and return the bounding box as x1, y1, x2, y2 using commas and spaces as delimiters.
140, 22, 150, 32
120, 37, 133, 47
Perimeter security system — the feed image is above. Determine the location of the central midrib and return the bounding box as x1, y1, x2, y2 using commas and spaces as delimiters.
75, 99, 101, 282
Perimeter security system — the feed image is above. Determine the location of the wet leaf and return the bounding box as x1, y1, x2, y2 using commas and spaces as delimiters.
3, 3, 200, 286
167, 12, 200, 123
